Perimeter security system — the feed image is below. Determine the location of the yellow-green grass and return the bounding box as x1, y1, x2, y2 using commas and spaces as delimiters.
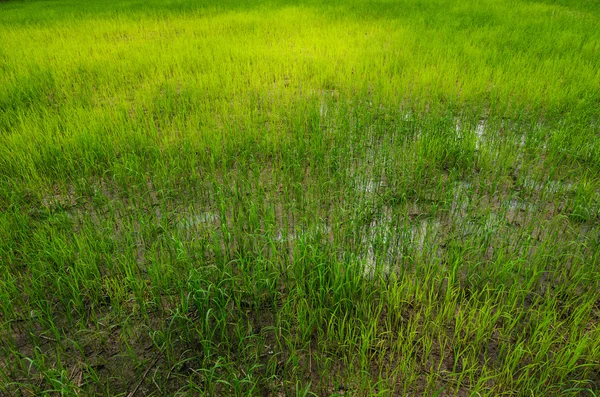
1, 0, 599, 395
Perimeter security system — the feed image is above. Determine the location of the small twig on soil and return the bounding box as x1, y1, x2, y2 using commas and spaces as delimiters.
126, 347, 165, 397
39, 335, 57, 343
152, 367, 161, 392
68, 361, 85, 394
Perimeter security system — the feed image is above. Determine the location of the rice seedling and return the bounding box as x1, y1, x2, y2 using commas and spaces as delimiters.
1, 0, 599, 395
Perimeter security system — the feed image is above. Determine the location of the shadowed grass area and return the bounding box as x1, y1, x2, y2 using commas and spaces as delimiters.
1, 0, 599, 395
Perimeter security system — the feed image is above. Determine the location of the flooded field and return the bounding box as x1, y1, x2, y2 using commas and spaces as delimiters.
1, 0, 599, 395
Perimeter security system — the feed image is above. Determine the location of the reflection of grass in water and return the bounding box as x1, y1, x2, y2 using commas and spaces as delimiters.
1, 0, 599, 395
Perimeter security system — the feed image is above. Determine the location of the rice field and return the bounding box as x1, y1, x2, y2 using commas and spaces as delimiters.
1, 0, 599, 395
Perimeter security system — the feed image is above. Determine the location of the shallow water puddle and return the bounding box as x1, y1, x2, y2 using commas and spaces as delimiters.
273, 223, 332, 243
360, 215, 443, 278
455, 119, 486, 150
451, 181, 473, 218
178, 211, 220, 230
356, 177, 384, 194
521, 176, 574, 194
475, 120, 485, 150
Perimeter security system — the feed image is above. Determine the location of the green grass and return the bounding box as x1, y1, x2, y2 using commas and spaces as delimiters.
1, 0, 599, 395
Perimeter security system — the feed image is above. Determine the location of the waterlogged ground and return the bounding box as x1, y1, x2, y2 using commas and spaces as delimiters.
1, 0, 600, 396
